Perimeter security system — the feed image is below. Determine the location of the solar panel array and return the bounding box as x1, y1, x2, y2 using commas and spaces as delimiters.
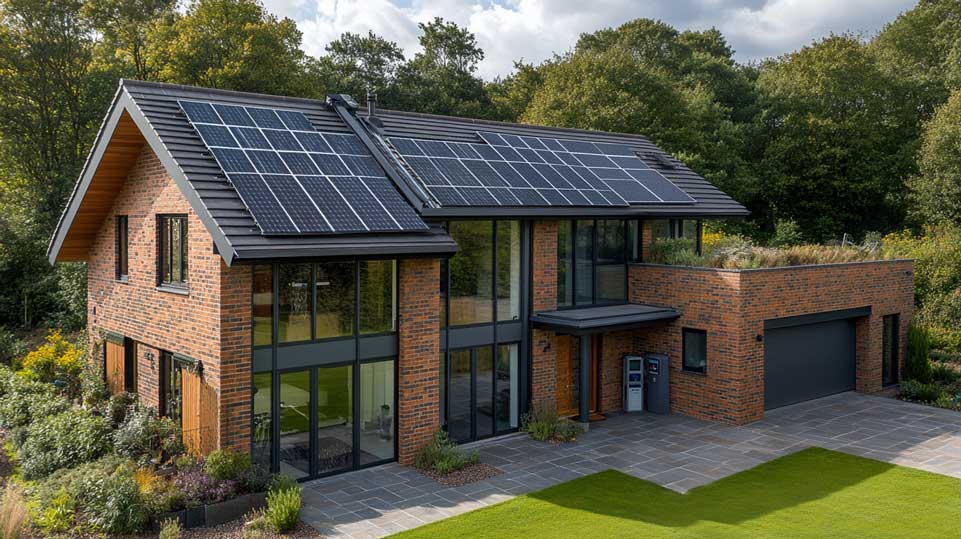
389, 131, 695, 207
179, 100, 428, 235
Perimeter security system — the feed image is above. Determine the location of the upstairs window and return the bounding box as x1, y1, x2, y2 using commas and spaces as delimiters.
159, 215, 188, 288
116, 216, 128, 281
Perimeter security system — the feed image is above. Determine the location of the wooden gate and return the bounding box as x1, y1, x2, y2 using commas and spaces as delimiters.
104, 340, 125, 395
181, 368, 219, 456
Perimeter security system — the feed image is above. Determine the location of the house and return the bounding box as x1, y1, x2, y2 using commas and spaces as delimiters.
48, 80, 914, 480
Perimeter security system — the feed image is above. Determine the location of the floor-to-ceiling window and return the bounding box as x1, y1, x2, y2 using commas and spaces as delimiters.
252, 260, 397, 479
441, 221, 527, 443
557, 220, 630, 308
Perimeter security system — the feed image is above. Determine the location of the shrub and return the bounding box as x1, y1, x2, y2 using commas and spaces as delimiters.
0, 376, 70, 429
905, 325, 933, 383
18, 407, 112, 479
521, 401, 583, 443
932, 362, 960, 384
0, 330, 26, 367
18, 330, 83, 396
113, 401, 184, 465
770, 219, 803, 247
269, 473, 299, 494
263, 485, 301, 533
900, 380, 943, 403
648, 238, 703, 266
174, 466, 237, 507
103, 391, 138, 428
414, 429, 479, 475
159, 519, 181, 539
136, 467, 180, 514
205, 449, 252, 481
31, 488, 75, 532
83, 462, 149, 533
0, 484, 26, 539
80, 341, 108, 407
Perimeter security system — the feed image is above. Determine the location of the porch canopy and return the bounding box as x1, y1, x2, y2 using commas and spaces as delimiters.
531, 303, 680, 426
530, 303, 680, 336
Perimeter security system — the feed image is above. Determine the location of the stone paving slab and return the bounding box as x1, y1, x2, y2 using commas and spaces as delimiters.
302, 393, 961, 538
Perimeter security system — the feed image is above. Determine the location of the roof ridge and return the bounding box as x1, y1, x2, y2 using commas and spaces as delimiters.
120, 79, 332, 109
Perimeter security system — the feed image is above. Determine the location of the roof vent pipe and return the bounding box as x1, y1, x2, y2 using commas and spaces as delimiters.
367, 88, 377, 119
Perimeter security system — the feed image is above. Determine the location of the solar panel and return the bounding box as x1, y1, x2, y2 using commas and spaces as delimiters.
179, 100, 427, 234
386, 131, 695, 208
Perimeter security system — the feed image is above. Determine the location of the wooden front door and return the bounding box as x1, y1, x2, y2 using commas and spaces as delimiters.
180, 368, 219, 456
555, 335, 598, 418
105, 340, 125, 395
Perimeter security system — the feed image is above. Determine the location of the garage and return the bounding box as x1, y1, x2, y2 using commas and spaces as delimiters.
764, 309, 864, 410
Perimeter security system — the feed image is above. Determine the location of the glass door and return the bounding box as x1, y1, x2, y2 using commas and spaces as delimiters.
316, 365, 352, 475
445, 344, 520, 442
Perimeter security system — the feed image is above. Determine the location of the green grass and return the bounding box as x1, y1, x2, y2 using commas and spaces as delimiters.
391, 448, 961, 538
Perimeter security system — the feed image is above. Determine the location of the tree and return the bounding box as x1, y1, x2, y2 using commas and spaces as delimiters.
910, 89, 961, 225
752, 35, 919, 240
320, 30, 405, 104
393, 18, 493, 118
144, 0, 315, 97
82, 0, 176, 80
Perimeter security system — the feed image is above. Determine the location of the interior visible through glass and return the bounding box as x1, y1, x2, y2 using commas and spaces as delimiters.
251, 372, 272, 470
475, 346, 494, 438
596, 220, 626, 303
359, 360, 395, 465
448, 349, 472, 442
360, 260, 397, 334
496, 344, 519, 432
279, 370, 311, 478
316, 365, 353, 474
315, 262, 354, 339
449, 221, 494, 325
278, 264, 311, 343
496, 221, 521, 321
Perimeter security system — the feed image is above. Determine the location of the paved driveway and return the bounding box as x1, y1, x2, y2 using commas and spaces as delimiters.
301, 393, 961, 538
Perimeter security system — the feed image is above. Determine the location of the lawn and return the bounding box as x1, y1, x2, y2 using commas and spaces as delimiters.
392, 447, 961, 538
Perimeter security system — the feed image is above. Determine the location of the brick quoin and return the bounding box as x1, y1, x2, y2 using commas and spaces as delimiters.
397, 257, 441, 465
87, 146, 252, 452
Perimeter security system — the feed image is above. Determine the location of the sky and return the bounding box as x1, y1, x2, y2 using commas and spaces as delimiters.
261, 0, 919, 80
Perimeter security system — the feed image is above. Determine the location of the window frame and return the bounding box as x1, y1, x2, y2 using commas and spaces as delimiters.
115, 215, 129, 282
557, 219, 630, 309
157, 214, 189, 289
682, 327, 708, 374
882, 314, 900, 387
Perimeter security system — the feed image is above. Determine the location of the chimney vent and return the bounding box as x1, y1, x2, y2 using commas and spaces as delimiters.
367, 89, 378, 118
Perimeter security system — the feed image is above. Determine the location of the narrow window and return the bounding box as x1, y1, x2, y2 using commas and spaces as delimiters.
116, 216, 128, 281
158, 215, 188, 288
682, 328, 707, 374
882, 314, 900, 386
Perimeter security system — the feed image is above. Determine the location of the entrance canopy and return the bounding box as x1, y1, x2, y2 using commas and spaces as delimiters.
531, 303, 680, 335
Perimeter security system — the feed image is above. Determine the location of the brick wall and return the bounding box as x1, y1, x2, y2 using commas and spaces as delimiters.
397, 258, 441, 465
86, 145, 252, 451
530, 221, 558, 409
628, 260, 915, 424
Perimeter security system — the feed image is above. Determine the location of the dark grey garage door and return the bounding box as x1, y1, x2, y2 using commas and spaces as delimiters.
764, 318, 856, 410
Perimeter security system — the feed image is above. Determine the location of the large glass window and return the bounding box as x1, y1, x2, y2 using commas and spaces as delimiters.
315, 262, 355, 339
557, 221, 573, 307
496, 221, 521, 321
251, 372, 272, 470
253, 265, 273, 347
278, 264, 312, 343
449, 221, 494, 325
316, 365, 353, 474
574, 220, 594, 305
596, 220, 626, 303
448, 349, 472, 442
475, 346, 494, 439
496, 344, 519, 432
359, 360, 395, 465
360, 260, 396, 334
279, 370, 311, 479
159, 215, 188, 287
627, 220, 642, 262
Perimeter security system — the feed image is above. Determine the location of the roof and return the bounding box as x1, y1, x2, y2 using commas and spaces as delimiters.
48, 80, 748, 266
530, 303, 681, 335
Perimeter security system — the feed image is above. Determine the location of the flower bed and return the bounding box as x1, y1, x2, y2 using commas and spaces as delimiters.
647, 235, 891, 269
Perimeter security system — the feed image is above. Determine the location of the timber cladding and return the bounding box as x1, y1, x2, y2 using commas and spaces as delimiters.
86, 145, 252, 453
628, 260, 915, 424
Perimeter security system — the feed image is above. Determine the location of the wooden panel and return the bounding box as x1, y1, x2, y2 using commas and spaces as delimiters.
105, 341, 125, 395
181, 369, 219, 456
556, 335, 574, 416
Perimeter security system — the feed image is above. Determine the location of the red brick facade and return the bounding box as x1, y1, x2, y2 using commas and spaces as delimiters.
530, 221, 558, 410
397, 258, 441, 465
87, 146, 251, 452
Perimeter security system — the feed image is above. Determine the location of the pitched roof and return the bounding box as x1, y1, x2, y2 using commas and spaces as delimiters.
48, 79, 747, 266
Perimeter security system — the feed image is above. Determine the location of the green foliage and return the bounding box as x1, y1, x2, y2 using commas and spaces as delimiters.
521, 401, 583, 443
0, 329, 25, 366
82, 461, 149, 533
320, 30, 405, 103
269, 473, 299, 494
899, 379, 943, 403
18, 330, 83, 397
932, 362, 960, 384
113, 400, 184, 465
31, 488, 75, 532
0, 374, 70, 429
414, 429, 479, 475
263, 484, 301, 533
648, 238, 703, 266
905, 325, 933, 384
770, 220, 803, 247
80, 341, 109, 407
18, 407, 112, 479
204, 448, 252, 481
911, 89, 961, 226
159, 518, 181, 539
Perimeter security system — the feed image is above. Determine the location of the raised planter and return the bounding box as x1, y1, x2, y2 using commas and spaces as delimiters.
152, 492, 267, 530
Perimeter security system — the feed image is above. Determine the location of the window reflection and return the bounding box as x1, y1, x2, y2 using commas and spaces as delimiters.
279, 370, 311, 479
315, 262, 354, 339
360, 260, 396, 334
278, 264, 311, 343
496, 221, 521, 321
449, 221, 494, 325
596, 220, 626, 303
253, 265, 273, 347
557, 221, 573, 307
317, 365, 352, 474
359, 360, 395, 465
252, 372, 272, 470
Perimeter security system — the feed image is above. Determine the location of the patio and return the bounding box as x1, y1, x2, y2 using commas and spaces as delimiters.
301, 392, 961, 538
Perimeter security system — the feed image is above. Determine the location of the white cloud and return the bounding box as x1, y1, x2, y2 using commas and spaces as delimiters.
277, 0, 917, 79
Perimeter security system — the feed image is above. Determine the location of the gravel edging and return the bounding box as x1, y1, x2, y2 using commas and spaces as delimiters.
420, 463, 502, 487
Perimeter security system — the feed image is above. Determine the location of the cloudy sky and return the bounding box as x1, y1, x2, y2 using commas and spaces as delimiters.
261, 0, 918, 80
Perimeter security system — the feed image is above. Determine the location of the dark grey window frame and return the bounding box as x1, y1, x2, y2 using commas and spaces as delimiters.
557, 219, 630, 310
882, 314, 900, 387
682, 327, 708, 374
158, 214, 188, 288
250, 259, 399, 480
116, 215, 128, 282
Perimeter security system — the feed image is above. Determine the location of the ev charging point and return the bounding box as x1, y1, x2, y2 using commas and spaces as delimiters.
644, 353, 670, 415
623, 355, 645, 412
